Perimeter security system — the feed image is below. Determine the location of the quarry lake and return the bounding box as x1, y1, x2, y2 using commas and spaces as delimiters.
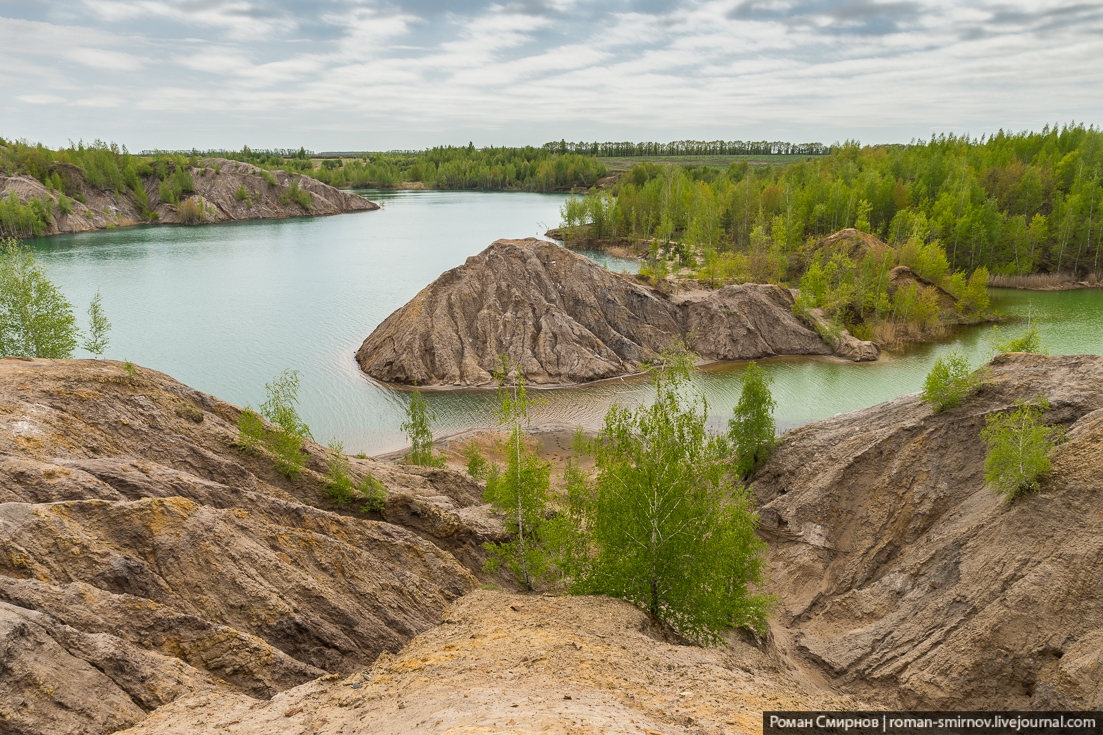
28, 190, 1103, 455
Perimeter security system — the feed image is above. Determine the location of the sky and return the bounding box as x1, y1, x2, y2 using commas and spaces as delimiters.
1, 0, 1101, 152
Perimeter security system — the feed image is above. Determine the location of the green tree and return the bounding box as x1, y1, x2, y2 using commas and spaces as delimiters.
981, 397, 1064, 501
401, 386, 445, 467
483, 357, 557, 590
0, 238, 79, 358
956, 267, 990, 314
729, 361, 777, 478
238, 369, 312, 477
565, 347, 771, 643
921, 349, 976, 412
82, 290, 111, 358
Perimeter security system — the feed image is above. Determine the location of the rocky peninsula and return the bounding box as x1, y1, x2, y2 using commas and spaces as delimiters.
356, 238, 876, 387
0, 157, 376, 236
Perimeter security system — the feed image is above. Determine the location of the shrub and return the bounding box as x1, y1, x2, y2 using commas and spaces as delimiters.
261, 170, 277, 187
988, 319, 1044, 356
563, 346, 772, 643
237, 369, 313, 477
234, 184, 248, 201
357, 474, 387, 512
463, 442, 490, 482
158, 179, 179, 205
957, 267, 990, 314
81, 290, 111, 358
482, 358, 557, 590
401, 387, 445, 467
729, 361, 777, 478
0, 238, 78, 358
325, 439, 356, 503
921, 349, 975, 412
178, 199, 202, 225
982, 397, 1064, 501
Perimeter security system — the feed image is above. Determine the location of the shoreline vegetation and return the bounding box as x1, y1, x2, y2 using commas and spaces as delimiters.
0, 140, 377, 239
551, 225, 997, 353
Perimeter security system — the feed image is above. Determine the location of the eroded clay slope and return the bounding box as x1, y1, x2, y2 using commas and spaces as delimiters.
117, 590, 856, 735
356, 238, 841, 386
0, 358, 497, 735
0, 157, 376, 236
752, 352, 1103, 710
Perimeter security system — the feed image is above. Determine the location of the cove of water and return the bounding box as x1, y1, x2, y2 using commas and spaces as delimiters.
26, 190, 1103, 455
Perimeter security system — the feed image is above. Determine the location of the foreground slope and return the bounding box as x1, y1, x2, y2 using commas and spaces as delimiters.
753, 353, 1103, 709
356, 238, 865, 387
0, 358, 498, 735
119, 590, 854, 735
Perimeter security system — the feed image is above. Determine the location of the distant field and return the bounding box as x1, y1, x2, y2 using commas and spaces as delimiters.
597, 154, 825, 172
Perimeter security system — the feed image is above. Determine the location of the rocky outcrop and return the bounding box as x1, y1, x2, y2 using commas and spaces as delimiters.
752, 353, 1103, 710
0, 358, 499, 735
0, 157, 376, 237
356, 238, 863, 387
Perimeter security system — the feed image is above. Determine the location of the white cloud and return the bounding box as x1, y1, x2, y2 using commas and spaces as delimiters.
0, 0, 1100, 149
64, 47, 144, 70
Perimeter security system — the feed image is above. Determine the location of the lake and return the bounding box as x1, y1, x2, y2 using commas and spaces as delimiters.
27, 191, 1103, 455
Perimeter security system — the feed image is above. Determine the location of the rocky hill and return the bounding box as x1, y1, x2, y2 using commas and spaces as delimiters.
0, 157, 376, 236
0, 357, 499, 735
753, 352, 1103, 710
356, 238, 874, 387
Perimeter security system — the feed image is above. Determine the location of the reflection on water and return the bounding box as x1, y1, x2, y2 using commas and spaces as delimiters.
26, 193, 1103, 455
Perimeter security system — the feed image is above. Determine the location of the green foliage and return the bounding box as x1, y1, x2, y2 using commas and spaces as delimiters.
0, 238, 79, 358
556, 125, 1103, 282
729, 361, 777, 478
260, 170, 277, 187
357, 474, 387, 513
325, 439, 356, 503
401, 387, 445, 467
237, 408, 266, 454
957, 267, 990, 314
563, 346, 772, 643
238, 369, 313, 477
921, 349, 976, 412
178, 199, 202, 225
0, 193, 52, 238
482, 358, 558, 590
158, 179, 179, 205
279, 179, 312, 209
234, 184, 248, 201
988, 319, 1044, 356
82, 290, 111, 358
981, 397, 1064, 501
462, 442, 491, 482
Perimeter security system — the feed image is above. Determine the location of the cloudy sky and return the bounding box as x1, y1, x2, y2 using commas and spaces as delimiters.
1, 0, 1101, 152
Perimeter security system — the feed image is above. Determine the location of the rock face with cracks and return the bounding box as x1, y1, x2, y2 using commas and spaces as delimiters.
0, 358, 498, 735
356, 238, 858, 387
753, 353, 1103, 710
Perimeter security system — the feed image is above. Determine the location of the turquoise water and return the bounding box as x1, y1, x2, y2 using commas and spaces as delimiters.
26, 191, 1103, 454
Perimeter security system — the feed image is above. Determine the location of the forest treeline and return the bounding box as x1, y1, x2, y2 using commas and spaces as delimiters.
159, 144, 608, 192
560, 124, 1103, 278
541, 139, 832, 157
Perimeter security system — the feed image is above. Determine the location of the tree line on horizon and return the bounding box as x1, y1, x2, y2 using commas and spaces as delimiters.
541, 138, 833, 157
